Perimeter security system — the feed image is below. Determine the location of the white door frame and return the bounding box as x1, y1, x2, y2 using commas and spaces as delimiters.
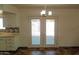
30, 16, 58, 47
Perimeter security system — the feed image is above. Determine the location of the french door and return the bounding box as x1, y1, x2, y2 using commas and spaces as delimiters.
31, 16, 56, 47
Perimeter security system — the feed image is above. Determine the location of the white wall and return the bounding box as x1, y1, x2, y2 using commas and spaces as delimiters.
0, 4, 3, 10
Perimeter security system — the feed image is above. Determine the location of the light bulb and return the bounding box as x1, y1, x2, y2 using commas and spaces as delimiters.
48, 11, 52, 16
40, 10, 46, 16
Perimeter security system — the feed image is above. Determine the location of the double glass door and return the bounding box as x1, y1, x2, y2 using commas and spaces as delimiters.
31, 17, 55, 47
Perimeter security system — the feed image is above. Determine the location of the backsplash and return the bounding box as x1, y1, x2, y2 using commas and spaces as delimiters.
5, 27, 19, 33
0, 27, 19, 33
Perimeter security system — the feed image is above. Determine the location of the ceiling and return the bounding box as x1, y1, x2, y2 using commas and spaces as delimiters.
13, 4, 79, 9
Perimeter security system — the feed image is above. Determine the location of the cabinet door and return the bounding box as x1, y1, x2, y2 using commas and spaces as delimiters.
6, 37, 15, 51
0, 38, 6, 51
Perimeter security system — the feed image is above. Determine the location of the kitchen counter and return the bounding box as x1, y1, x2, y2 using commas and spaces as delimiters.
0, 32, 18, 37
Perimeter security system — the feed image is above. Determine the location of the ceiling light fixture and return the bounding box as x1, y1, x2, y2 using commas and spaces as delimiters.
40, 5, 52, 16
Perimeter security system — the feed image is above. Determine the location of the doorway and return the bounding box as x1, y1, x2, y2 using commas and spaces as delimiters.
31, 17, 55, 47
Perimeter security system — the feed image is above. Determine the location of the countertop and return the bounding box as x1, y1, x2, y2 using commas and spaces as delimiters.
0, 32, 18, 37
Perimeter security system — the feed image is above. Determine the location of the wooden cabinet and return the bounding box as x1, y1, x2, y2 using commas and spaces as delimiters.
6, 37, 16, 51
0, 38, 6, 51
0, 36, 19, 51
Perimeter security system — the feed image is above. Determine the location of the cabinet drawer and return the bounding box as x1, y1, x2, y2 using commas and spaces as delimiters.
7, 40, 14, 43
6, 46, 15, 51
6, 45, 14, 48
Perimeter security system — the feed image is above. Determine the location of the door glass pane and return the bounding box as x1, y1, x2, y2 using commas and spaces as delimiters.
46, 19, 55, 44
31, 19, 40, 45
